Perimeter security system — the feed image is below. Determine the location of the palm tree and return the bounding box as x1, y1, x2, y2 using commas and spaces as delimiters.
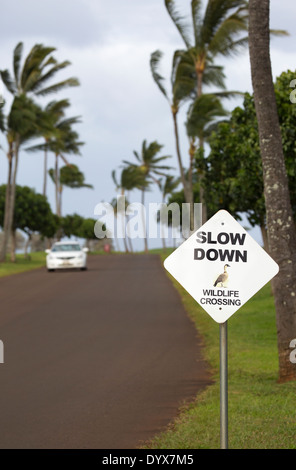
161, 0, 248, 223
49, 164, 92, 217
27, 110, 84, 217
249, 0, 296, 382
123, 140, 172, 252
0, 95, 42, 261
38, 99, 70, 196
164, 0, 249, 99
49, 121, 83, 217
0, 42, 79, 98
0, 42, 80, 261
112, 166, 148, 252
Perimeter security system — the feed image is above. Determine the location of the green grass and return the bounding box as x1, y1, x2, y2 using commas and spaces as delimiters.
0, 252, 47, 277
143, 253, 296, 449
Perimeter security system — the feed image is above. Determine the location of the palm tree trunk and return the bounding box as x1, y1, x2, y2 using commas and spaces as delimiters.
10, 229, 16, 263
0, 146, 13, 262
198, 135, 207, 224
24, 234, 31, 259
172, 110, 189, 200
126, 218, 133, 252
172, 109, 196, 233
141, 189, 148, 253
249, 0, 296, 382
125, 192, 133, 253
119, 191, 129, 253
55, 154, 59, 216
121, 214, 129, 253
43, 146, 48, 197
161, 195, 166, 253
58, 186, 63, 218
196, 69, 208, 224
8, 138, 20, 262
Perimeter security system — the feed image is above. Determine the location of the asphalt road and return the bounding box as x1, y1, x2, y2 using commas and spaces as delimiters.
0, 254, 211, 449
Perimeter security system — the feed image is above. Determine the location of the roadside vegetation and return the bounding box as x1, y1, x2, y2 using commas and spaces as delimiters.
0, 252, 46, 278
143, 252, 296, 449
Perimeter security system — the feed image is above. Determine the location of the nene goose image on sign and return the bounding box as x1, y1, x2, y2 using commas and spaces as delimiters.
163, 210, 279, 323
214, 264, 230, 287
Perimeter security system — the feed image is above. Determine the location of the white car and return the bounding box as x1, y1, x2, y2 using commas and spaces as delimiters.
45, 241, 89, 272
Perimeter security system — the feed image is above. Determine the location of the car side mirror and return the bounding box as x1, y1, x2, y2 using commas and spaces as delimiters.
83, 247, 89, 253
45, 249, 50, 254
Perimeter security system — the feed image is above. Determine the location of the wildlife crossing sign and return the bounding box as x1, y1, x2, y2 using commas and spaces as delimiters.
164, 210, 279, 323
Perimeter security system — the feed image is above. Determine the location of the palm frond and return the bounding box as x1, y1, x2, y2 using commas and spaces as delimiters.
186, 93, 228, 139
172, 49, 196, 103
201, 0, 248, 53
208, 15, 248, 57
165, 0, 192, 48
25, 142, 50, 153
48, 168, 56, 184
0, 105, 6, 132
133, 150, 141, 162
20, 44, 56, 91
202, 63, 226, 89
213, 90, 244, 99
13, 42, 23, 86
32, 59, 79, 94
270, 29, 289, 38
35, 78, 80, 96
191, 0, 203, 47
111, 169, 119, 188
0, 69, 17, 95
150, 50, 169, 100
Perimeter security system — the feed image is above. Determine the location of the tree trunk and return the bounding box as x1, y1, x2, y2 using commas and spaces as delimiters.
0, 146, 13, 262
161, 195, 166, 253
141, 189, 148, 253
172, 108, 197, 233
10, 230, 16, 263
43, 145, 48, 197
7, 138, 20, 262
55, 154, 59, 215
58, 185, 63, 218
24, 235, 31, 259
172, 109, 189, 199
249, 0, 296, 382
197, 136, 207, 225
195, 67, 208, 225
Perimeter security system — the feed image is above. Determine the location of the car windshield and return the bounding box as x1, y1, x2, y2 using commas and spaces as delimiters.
52, 244, 81, 252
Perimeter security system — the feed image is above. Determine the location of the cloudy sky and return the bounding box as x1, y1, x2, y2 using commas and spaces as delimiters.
0, 0, 295, 250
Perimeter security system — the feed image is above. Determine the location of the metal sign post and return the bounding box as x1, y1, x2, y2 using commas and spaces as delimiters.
220, 321, 228, 449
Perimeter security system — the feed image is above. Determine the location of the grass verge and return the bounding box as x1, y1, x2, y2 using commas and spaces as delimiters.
143, 252, 296, 449
0, 252, 47, 278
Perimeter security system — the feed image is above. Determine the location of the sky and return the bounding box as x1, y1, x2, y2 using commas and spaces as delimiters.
0, 0, 295, 250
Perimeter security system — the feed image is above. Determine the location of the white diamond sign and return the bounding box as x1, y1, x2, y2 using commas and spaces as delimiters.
164, 210, 279, 323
